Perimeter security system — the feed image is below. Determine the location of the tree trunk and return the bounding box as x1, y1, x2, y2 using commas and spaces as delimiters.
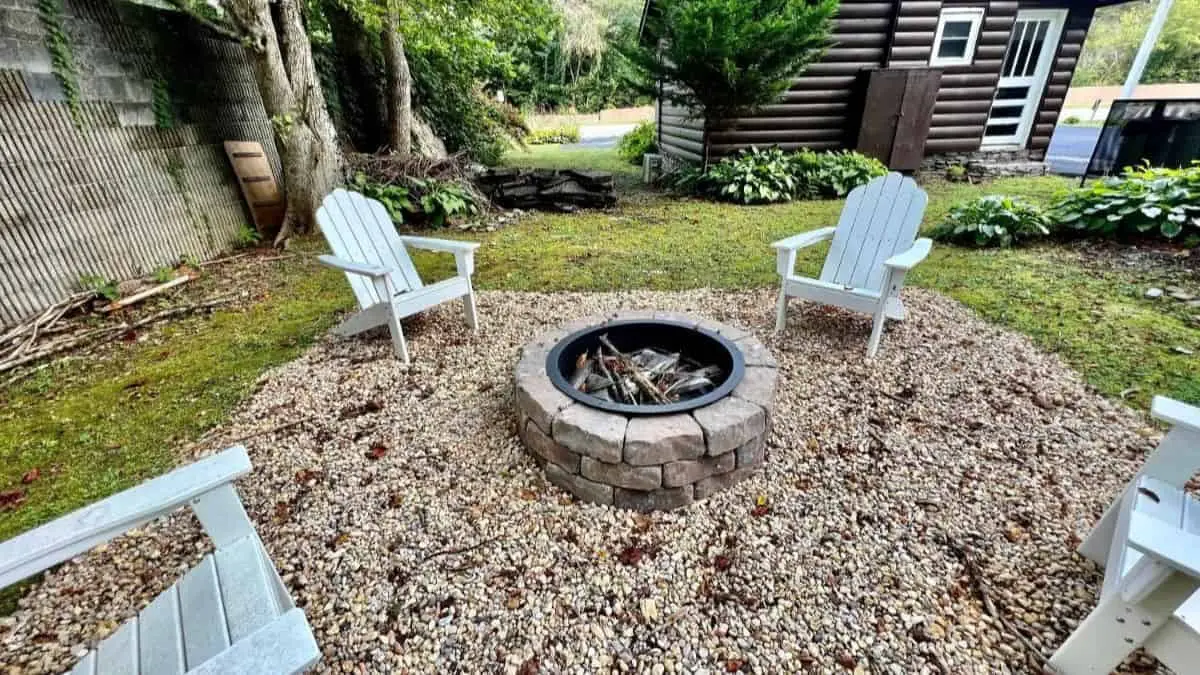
225, 0, 342, 244
326, 3, 387, 151
383, 0, 412, 155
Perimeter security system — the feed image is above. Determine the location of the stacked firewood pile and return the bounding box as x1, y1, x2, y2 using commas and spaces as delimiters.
569, 334, 723, 406
475, 168, 616, 211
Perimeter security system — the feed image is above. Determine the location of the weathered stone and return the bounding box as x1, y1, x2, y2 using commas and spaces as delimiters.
694, 466, 758, 501
581, 457, 661, 490
693, 397, 766, 455
662, 452, 735, 488
624, 414, 704, 466
733, 366, 778, 415
515, 375, 572, 433
545, 463, 614, 505
735, 336, 778, 369
553, 404, 627, 463
614, 485, 694, 512
697, 318, 751, 341
558, 314, 612, 335
524, 419, 581, 473
652, 311, 700, 328
736, 436, 766, 468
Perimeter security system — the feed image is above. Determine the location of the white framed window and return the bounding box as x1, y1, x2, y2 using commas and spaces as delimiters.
929, 7, 985, 67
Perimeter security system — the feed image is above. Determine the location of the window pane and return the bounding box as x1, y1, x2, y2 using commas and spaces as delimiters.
942, 20, 973, 39
989, 105, 1024, 119
938, 38, 968, 58
985, 123, 1019, 137
996, 86, 1030, 100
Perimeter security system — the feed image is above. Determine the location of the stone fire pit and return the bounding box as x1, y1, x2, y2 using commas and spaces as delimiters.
514, 311, 778, 511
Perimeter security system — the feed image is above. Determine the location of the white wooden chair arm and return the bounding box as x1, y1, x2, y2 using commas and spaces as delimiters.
1153, 396, 1200, 434
317, 255, 389, 278
398, 235, 480, 253
884, 237, 933, 271
0, 446, 252, 588
771, 227, 837, 252
1128, 511, 1200, 580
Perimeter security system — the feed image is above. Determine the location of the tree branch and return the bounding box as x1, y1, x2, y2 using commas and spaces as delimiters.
161, 0, 246, 43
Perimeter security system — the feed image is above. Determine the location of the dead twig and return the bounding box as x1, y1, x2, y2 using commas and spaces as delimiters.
941, 532, 1048, 672
100, 275, 192, 313
199, 253, 250, 267
419, 536, 501, 565
224, 416, 316, 445
598, 334, 669, 404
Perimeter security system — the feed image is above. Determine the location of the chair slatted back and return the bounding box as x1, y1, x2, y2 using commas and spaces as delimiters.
819, 172, 928, 293
316, 189, 424, 309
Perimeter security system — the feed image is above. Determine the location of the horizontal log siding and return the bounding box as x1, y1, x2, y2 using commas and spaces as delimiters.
653, 0, 1098, 162
704, 0, 896, 159
912, 0, 1017, 154
1026, 0, 1093, 152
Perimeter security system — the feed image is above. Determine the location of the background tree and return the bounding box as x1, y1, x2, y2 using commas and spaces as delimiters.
1074, 0, 1200, 86
625, 0, 837, 126
382, 0, 412, 153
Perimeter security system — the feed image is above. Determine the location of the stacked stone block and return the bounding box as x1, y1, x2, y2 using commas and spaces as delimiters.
514, 311, 779, 511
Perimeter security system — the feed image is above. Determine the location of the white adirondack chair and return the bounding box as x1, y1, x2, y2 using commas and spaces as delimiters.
316, 188, 481, 364
1049, 397, 1200, 674
772, 172, 932, 357
0, 447, 319, 675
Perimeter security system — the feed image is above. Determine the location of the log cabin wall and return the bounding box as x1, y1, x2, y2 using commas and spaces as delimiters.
653, 0, 1098, 164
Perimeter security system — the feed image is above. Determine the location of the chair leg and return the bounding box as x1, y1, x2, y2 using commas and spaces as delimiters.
462, 284, 479, 331
866, 302, 887, 358
385, 305, 410, 364
775, 287, 789, 333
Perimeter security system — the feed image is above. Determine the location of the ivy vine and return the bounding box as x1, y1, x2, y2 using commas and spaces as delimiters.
152, 76, 174, 129
35, 0, 82, 125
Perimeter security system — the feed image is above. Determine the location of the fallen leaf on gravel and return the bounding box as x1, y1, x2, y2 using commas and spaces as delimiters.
388, 493, 404, 508
713, 554, 732, 571
618, 545, 644, 566
0, 489, 25, 509
21, 468, 39, 484
294, 468, 321, 484
517, 658, 539, 675
273, 502, 291, 522
519, 488, 537, 501
340, 400, 383, 419
835, 652, 857, 669
751, 504, 770, 517
366, 443, 388, 459
506, 591, 523, 609
725, 659, 744, 672
632, 513, 654, 532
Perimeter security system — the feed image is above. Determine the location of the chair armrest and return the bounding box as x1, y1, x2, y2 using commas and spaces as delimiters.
317, 255, 389, 278
1153, 396, 1200, 433
1128, 510, 1200, 579
884, 238, 933, 271
771, 227, 836, 251
399, 236, 481, 254
0, 447, 252, 588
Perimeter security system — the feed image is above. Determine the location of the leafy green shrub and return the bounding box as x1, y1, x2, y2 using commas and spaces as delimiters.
617, 121, 657, 164
79, 274, 119, 301
789, 149, 888, 198
1064, 115, 1081, 125
152, 266, 175, 284
673, 146, 887, 204
410, 178, 479, 228
697, 146, 798, 204
351, 172, 414, 223
350, 173, 477, 228
1050, 163, 1200, 241
232, 224, 261, 249
930, 195, 1052, 248
945, 164, 968, 182
527, 125, 581, 145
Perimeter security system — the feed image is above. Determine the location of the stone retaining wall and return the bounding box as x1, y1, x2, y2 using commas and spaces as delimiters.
514, 311, 778, 511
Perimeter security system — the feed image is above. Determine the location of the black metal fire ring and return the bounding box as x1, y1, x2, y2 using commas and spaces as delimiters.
546, 318, 746, 416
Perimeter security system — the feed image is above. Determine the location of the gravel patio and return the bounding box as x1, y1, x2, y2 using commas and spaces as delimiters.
0, 289, 1161, 674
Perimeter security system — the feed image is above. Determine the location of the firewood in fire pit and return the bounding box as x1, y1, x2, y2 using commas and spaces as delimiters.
569, 353, 593, 390
599, 335, 670, 405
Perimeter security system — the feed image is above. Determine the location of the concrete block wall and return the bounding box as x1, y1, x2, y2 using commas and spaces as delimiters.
0, 0, 280, 328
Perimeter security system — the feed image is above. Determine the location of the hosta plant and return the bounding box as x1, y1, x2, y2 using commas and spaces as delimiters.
931, 195, 1052, 248
790, 149, 888, 198
1050, 163, 1200, 241
700, 146, 798, 204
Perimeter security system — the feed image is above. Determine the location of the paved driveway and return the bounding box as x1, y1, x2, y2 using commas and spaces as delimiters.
1045, 125, 1101, 176
561, 123, 638, 149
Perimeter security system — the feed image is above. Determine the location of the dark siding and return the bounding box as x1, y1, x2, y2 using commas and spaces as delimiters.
705, 0, 895, 158
923, 0, 1017, 154
652, 0, 1099, 162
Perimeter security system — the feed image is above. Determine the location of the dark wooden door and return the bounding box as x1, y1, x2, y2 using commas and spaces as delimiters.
856, 68, 942, 171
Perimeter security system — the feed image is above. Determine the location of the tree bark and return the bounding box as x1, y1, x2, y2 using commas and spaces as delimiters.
383, 0, 412, 155
225, 0, 342, 244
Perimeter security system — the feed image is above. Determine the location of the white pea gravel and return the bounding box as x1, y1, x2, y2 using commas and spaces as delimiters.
0, 289, 1170, 674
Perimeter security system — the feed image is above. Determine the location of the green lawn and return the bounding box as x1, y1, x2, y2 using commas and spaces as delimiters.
2, 143, 1196, 559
